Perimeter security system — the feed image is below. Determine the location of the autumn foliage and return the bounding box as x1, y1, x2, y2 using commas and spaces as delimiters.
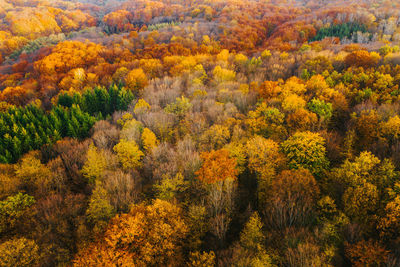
196, 149, 238, 184
1, 0, 400, 266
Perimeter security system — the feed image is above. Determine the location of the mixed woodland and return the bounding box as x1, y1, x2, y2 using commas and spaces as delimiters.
1, 0, 400, 266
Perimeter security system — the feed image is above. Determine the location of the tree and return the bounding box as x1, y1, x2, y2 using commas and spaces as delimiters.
281, 94, 306, 112
196, 149, 238, 243
154, 173, 188, 201
0, 193, 35, 235
345, 50, 379, 68
34, 41, 103, 77
103, 170, 138, 212
333, 151, 381, 187
188, 251, 216, 267
240, 212, 265, 253
343, 182, 379, 226
102, 10, 134, 33
312, 22, 368, 41
246, 136, 285, 206
286, 108, 318, 132
126, 68, 148, 92
380, 115, 400, 144
73, 200, 188, 266
307, 98, 333, 125
246, 102, 286, 140
0, 237, 40, 267
200, 124, 230, 150
196, 149, 238, 185
345, 240, 388, 267
186, 205, 208, 251
81, 144, 107, 184
302, 56, 334, 75
234, 212, 275, 267
33, 193, 86, 265
280, 131, 329, 175
285, 239, 329, 267
378, 196, 400, 240
265, 169, 320, 230
328, 151, 396, 197
119, 117, 143, 143
213, 66, 236, 83
0, 164, 19, 199
164, 96, 192, 118
224, 142, 247, 174
14, 151, 52, 195
91, 121, 119, 150
355, 110, 380, 149
134, 99, 151, 115
113, 139, 144, 171
86, 182, 115, 233
141, 128, 159, 152
257, 81, 281, 99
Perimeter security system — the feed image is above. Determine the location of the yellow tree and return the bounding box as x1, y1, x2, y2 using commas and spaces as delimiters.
81, 144, 107, 183
246, 102, 286, 140
126, 68, 148, 92
235, 212, 275, 266
86, 182, 115, 233
141, 128, 159, 152
188, 251, 216, 267
286, 108, 318, 132
113, 139, 144, 171
213, 66, 236, 83
281, 94, 306, 112
0, 237, 40, 267
0, 193, 35, 235
134, 99, 151, 115
246, 136, 286, 207
200, 124, 231, 150
15, 151, 52, 195
343, 182, 379, 226
380, 115, 400, 146
378, 196, 400, 239
280, 131, 328, 175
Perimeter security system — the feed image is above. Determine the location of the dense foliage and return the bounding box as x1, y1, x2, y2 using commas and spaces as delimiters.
1, 0, 400, 266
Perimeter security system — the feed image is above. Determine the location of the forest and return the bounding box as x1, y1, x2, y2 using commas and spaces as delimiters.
1, 0, 400, 266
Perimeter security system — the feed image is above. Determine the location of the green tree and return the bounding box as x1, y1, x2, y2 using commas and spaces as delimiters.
307, 98, 333, 126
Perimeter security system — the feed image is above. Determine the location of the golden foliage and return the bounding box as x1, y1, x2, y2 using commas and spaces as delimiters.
113, 139, 144, 171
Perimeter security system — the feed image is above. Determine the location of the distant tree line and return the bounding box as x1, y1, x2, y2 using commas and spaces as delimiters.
311, 22, 368, 41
